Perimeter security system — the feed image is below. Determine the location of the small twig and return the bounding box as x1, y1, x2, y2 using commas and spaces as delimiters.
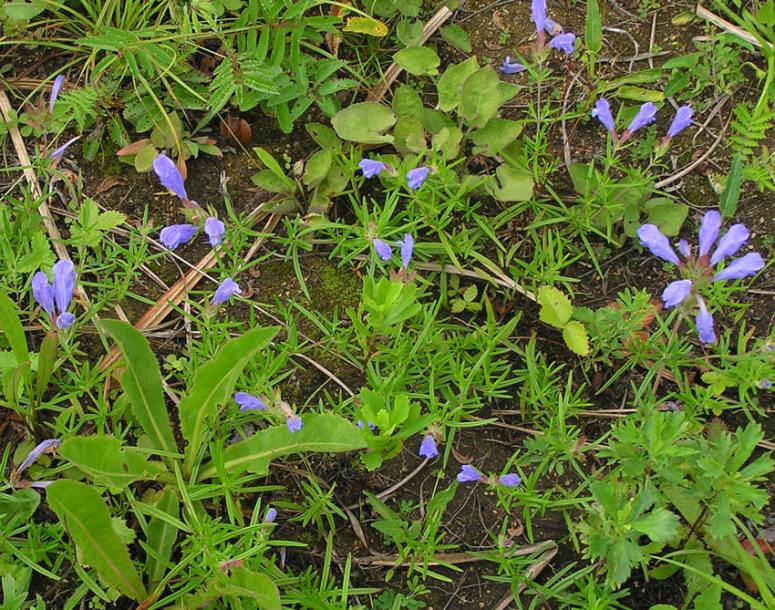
290, 352, 355, 397
696, 4, 767, 50
346, 458, 428, 510
355, 540, 555, 567
493, 543, 559, 610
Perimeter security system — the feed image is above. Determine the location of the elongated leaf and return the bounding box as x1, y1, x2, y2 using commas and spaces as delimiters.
585, 0, 602, 55
719, 153, 743, 217
0, 292, 31, 394
101, 320, 176, 456
35, 331, 57, 404
48, 480, 146, 601
200, 413, 367, 479
145, 488, 179, 586
59, 436, 157, 488
180, 326, 279, 470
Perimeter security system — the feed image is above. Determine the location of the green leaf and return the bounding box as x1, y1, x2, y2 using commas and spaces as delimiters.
145, 489, 178, 587
0, 292, 31, 396
562, 321, 590, 356
616, 86, 664, 102
432, 126, 463, 160
460, 67, 502, 128
215, 568, 281, 609
392, 85, 424, 120
585, 0, 602, 55
331, 102, 396, 144
393, 47, 440, 76
440, 24, 472, 53
253, 147, 296, 192
538, 286, 573, 328
396, 20, 424, 47
487, 164, 534, 202
631, 508, 680, 542
200, 414, 367, 479
17, 232, 54, 273
251, 170, 296, 194
719, 153, 743, 216
645, 199, 688, 236
48, 480, 147, 601
302, 149, 332, 188
134, 143, 157, 173
59, 436, 155, 488
101, 320, 177, 457
437, 57, 479, 112
0, 489, 40, 521
471, 118, 523, 156
3, 1, 47, 22
305, 123, 341, 151
180, 326, 279, 471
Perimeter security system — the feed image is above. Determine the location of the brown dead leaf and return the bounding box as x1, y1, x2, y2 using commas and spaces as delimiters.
95, 175, 126, 195
492, 9, 506, 30
452, 446, 473, 464
116, 138, 152, 156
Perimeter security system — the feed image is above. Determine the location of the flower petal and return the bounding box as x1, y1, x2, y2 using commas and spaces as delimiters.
359, 158, 386, 179
457, 464, 484, 483
713, 252, 765, 281
419, 434, 438, 459
234, 392, 267, 411
698, 210, 721, 257
406, 167, 430, 190
49, 74, 65, 113
667, 105, 693, 138
204, 217, 226, 247
591, 98, 615, 133
52, 260, 75, 315
695, 298, 716, 344
56, 312, 76, 329
709, 223, 749, 265
398, 233, 414, 268
500, 56, 526, 74
159, 224, 198, 250
661, 279, 693, 308
211, 277, 241, 305
498, 473, 521, 487
626, 102, 657, 134
153, 154, 188, 201
16, 439, 60, 476
637, 224, 680, 265
373, 239, 393, 261
549, 32, 576, 54
32, 272, 54, 315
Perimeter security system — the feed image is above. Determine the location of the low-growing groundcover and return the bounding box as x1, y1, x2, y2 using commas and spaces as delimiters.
1, 0, 774, 608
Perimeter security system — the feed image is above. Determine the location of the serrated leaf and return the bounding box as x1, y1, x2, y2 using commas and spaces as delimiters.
200, 414, 367, 479
331, 103, 396, 144
538, 286, 573, 328
645, 199, 688, 236
101, 320, 177, 457
180, 326, 279, 472
562, 320, 590, 356
48, 480, 147, 601
631, 508, 680, 542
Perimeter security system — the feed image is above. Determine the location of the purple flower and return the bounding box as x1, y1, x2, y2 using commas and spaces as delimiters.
264, 507, 278, 523
667, 105, 693, 138
498, 473, 521, 487
709, 224, 748, 265
159, 224, 198, 250
49, 74, 65, 113
626, 102, 657, 134
49, 136, 80, 160
713, 253, 765, 281
406, 167, 430, 190
204, 217, 226, 247
357, 420, 376, 431
286, 414, 303, 433
549, 33, 576, 55
500, 56, 526, 74
419, 434, 438, 459
698, 210, 721, 257
531, 0, 548, 34
457, 464, 485, 483
637, 224, 680, 265
662, 279, 693, 308
398, 234, 414, 268
32, 272, 55, 315
153, 154, 188, 201
15, 439, 60, 477
373, 239, 392, 261
591, 98, 615, 134
235, 392, 268, 412
211, 277, 241, 305
696, 298, 716, 344
33, 260, 76, 328
677, 239, 691, 258
759, 380, 772, 390
359, 158, 386, 179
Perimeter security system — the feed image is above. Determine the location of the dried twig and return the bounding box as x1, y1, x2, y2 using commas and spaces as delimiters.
696, 4, 767, 50
493, 542, 558, 609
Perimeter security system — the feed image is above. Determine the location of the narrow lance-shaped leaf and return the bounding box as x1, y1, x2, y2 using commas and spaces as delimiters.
35, 331, 58, 405
48, 480, 147, 602
180, 326, 279, 472
0, 292, 32, 395
199, 413, 367, 479
101, 320, 177, 457
145, 488, 179, 587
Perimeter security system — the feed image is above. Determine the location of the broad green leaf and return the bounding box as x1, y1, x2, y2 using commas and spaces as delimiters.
432, 126, 463, 160
719, 153, 743, 216
631, 508, 680, 542
437, 57, 479, 112
393, 47, 440, 76
0, 292, 31, 395
616, 86, 664, 102
460, 67, 501, 128
0, 489, 40, 521
134, 143, 157, 173
440, 24, 472, 53
302, 149, 332, 188
396, 20, 424, 47
251, 170, 296, 194
216, 568, 281, 609
568, 162, 598, 196
538, 286, 573, 328
392, 85, 424, 120
145, 489, 179, 586
471, 118, 523, 156
59, 436, 156, 488
3, 1, 47, 22
562, 321, 590, 356
342, 16, 388, 37
487, 164, 534, 202
331, 103, 396, 144
101, 320, 177, 457
200, 414, 367, 479
393, 116, 426, 155
48, 480, 147, 601
180, 326, 279, 471
305, 123, 341, 151
253, 147, 296, 191
645, 199, 688, 236
585, 0, 602, 55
